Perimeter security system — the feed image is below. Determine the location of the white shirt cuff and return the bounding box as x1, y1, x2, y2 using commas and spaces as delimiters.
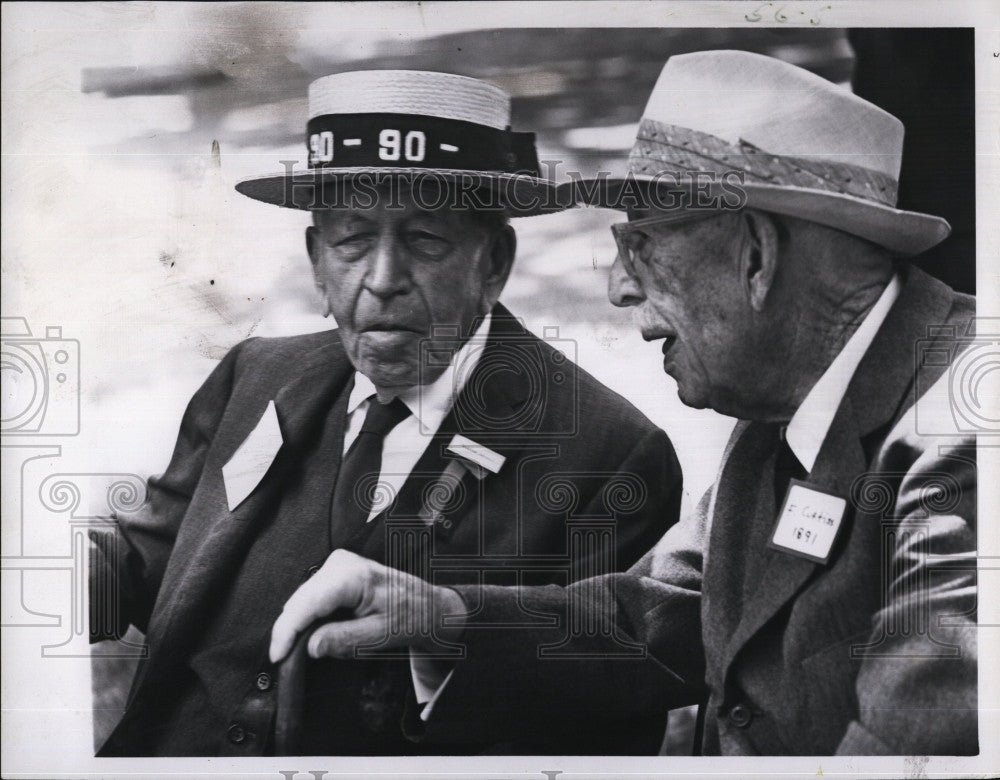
409, 651, 456, 722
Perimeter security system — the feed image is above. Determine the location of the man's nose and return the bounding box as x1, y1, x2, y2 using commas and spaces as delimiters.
608, 252, 645, 308
365, 233, 410, 298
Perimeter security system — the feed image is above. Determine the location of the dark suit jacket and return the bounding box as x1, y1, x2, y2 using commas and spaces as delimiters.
91, 304, 682, 755
413, 266, 978, 756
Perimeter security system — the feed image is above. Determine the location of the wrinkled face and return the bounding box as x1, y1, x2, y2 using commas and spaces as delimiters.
608, 212, 754, 413
308, 195, 510, 390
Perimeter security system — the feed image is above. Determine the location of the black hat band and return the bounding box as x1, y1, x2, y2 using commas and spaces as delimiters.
305, 113, 540, 176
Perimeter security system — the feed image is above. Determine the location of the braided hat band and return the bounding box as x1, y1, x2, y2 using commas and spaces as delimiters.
630, 119, 899, 208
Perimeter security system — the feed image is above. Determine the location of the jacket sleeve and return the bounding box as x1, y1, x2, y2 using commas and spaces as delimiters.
89, 343, 246, 639
836, 430, 977, 755
405, 485, 711, 745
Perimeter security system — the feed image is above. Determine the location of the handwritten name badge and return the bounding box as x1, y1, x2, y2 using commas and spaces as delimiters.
768, 478, 847, 564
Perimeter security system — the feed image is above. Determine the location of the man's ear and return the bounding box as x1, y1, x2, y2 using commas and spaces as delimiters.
481, 224, 517, 307
740, 210, 780, 312
305, 225, 319, 269
306, 225, 328, 293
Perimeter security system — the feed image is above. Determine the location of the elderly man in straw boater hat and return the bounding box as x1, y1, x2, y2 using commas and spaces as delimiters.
270, 51, 978, 756
90, 69, 684, 756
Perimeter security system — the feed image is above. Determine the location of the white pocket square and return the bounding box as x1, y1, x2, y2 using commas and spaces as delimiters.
222, 400, 283, 511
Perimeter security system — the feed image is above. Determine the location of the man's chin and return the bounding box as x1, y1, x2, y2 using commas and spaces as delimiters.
676, 392, 708, 410
356, 360, 419, 389
671, 377, 710, 411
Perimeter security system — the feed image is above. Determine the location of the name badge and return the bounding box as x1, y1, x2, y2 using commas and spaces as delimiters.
768, 479, 847, 564
446, 434, 505, 478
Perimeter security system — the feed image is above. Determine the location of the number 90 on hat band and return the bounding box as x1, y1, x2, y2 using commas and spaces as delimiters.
305, 113, 541, 176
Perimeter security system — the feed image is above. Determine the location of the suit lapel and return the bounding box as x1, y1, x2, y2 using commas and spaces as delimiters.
273, 339, 354, 467
429, 306, 536, 529
843, 265, 955, 437
714, 265, 957, 679
702, 421, 777, 688
446, 303, 534, 439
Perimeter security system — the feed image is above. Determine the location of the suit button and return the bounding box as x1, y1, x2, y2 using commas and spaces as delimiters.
728, 703, 753, 728
227, 723, 246, 744
255, 672, 272, 691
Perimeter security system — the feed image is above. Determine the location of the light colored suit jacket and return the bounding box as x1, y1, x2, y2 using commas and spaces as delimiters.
411, 265, 978, 755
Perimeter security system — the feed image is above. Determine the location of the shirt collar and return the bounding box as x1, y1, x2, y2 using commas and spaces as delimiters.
347, 312, 493, 433
347, 371, 378, 415
784, 273, 902, 473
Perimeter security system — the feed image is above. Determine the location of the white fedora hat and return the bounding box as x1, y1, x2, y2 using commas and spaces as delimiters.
562, 50, 951, 255
236, 69, 561, 216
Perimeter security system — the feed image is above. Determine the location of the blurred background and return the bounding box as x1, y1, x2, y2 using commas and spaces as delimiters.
0, 3, 975, 756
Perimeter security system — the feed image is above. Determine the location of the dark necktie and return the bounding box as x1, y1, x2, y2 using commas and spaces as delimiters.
774, 428, 807, 508
330, 396, 411, 542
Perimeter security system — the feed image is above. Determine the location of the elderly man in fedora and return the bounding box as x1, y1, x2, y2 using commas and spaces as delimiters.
270, 51, 979, 756
90, 69, 683, 756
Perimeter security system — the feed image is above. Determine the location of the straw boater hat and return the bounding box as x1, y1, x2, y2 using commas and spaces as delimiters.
564, 50, 951, 256
236, 69, 559, 216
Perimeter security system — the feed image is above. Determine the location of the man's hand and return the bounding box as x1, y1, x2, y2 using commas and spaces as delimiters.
268, 548, 466, 663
